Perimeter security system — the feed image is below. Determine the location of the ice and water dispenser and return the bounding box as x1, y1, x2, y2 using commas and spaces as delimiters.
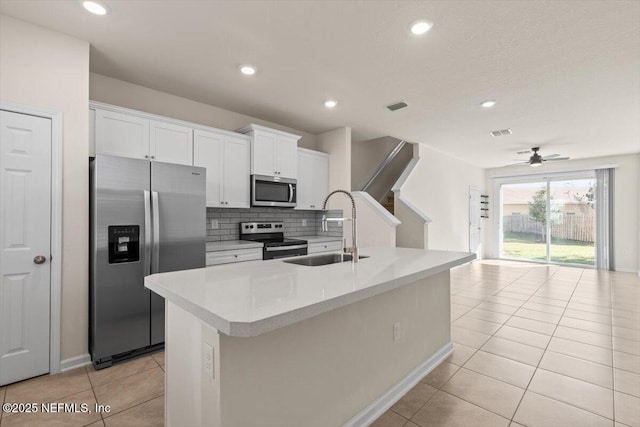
108, 225, 140, 263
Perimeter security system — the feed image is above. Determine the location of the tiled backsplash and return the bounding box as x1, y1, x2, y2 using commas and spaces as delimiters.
206, 208, 343, 241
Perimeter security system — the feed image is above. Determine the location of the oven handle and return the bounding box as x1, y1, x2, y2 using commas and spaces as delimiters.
265, 244, 308, 252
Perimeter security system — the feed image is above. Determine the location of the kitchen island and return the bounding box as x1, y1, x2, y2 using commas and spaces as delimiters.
145, 247, 475, 427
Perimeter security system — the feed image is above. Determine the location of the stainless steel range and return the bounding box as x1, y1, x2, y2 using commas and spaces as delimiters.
240, 222, 307, 260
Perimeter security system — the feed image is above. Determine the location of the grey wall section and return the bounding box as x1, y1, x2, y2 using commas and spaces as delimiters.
352, 137, 413, 200
206, 208, 343, 241
89, 73, 318, 150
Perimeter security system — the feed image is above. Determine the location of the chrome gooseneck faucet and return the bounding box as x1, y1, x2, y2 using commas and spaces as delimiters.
321, 190, 358, 263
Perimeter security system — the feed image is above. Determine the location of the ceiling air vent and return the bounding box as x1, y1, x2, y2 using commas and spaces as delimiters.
490, 128, 512, 137
386, 101, 408, 111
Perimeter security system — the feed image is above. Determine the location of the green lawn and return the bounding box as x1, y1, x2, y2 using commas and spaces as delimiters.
502, 232, 595, 266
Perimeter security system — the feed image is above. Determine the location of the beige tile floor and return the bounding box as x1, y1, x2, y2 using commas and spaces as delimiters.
0, 351, 165, 427
373, 260, 640, 427
0, 260, 638, 427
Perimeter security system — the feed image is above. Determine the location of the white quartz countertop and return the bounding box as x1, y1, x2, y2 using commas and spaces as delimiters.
145, 247, 475, 337
206, 240, 263, 252
297, 235, 343, 243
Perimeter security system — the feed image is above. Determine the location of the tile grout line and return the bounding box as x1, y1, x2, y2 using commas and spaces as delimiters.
482, 265, 572, 423
509, 267, 620, 423
402, 264, 545, 424
390, 264, 536, 424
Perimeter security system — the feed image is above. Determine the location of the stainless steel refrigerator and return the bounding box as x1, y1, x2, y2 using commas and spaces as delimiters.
89, 155, 205, 369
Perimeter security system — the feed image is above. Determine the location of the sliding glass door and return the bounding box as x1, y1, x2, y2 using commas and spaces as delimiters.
549, 178, 596, 266
501, 181, 548, 262
500, 173, 596, 267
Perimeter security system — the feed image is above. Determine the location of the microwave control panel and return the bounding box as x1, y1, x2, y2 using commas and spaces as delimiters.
108, 225, 140, 264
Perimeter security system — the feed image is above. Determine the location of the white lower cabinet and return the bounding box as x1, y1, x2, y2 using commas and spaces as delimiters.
307, 240, 342, 254
194, 129, 250, 208
206, 248, 263, 266
296, 148, 329, 210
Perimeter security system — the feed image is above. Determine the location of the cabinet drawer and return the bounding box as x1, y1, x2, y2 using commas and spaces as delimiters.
307, 241, 342, 254
206, 248, 263, 266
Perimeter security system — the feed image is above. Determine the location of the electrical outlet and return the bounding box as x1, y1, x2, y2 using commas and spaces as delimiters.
393, 322, 401, 342
210, 219, 219, 229
203, 342, 214, 378
302, 219, 307, 227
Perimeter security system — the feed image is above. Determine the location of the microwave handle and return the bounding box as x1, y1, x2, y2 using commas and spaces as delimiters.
289, 184, 294, 203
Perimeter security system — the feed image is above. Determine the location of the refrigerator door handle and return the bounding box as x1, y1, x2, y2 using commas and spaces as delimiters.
151, 191, 160, 274
144, 190, 152, 275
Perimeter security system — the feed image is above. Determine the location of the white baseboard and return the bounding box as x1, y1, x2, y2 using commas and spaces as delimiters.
59, 354, 91, 372
343, 342, 454, 427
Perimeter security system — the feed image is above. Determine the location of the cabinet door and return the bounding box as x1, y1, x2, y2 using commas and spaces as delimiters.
150, 120, 193, 165
312, 154, 329, 209
222, 135, 250, 208
193, 130, 224, 207
296, 151, 314, 210
251, 131, 276, 176
275, 135, 298, 179
95, 109, 149, 159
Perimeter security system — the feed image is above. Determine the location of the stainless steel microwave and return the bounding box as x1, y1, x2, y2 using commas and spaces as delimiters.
251, 175, 297, 208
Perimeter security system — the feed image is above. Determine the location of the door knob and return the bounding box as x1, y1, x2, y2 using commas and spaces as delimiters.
33, 255, 47, 264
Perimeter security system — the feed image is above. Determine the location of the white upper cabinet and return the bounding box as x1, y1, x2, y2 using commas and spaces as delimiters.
194, 129, 250, 208
95, 109, 150, 160
222, 134, 251, 208
149, 120, 193, 165
275, 135, 298, 179
296, 148, 329, 210
237, 124, 300, 179
251, 131, 276, 176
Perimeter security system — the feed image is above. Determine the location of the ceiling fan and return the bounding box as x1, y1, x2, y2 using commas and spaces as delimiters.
509, 147, 570, 167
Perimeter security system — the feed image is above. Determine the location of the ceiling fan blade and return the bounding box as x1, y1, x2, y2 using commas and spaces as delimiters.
516, 150, 531, 155
512, 158, 529, 161
543, 154, 561, 159
544, 157, 570, 161
505, 162, 530, 167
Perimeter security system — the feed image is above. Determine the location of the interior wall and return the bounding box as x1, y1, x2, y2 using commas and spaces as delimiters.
400, 144, 486, 253
89, 73, 317, 150
485, 153, 640, 273
351, 137, 399, 189
0, 15, 90, 361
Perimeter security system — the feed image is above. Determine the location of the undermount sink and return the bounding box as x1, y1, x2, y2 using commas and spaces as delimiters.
283, 253, 369, 267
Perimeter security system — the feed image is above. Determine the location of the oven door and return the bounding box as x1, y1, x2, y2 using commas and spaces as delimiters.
252, 175, 297, 208
263, 245, 308, 260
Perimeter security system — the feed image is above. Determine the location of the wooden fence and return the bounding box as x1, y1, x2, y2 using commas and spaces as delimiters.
503, 214, 594, 243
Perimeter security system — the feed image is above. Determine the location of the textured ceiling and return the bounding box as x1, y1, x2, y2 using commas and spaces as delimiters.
1, 0, 638, 167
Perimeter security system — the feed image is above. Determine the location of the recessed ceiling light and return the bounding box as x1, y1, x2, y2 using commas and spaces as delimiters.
481, 100, 496, 108
82, 1, 108, 15
324, 100, 337, 108
410, 19, 434, 35
240, 65, 257, 75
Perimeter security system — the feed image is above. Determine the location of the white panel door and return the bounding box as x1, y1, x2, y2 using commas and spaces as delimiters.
222, 135, 250, 208
0, 111, 51, 386
275, 136, 298, 179
150, 120, 193, 165
193, 130, 224, 207
469, 186, 481, 256
95, 109, 149, 159
251, 131, 276, 176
